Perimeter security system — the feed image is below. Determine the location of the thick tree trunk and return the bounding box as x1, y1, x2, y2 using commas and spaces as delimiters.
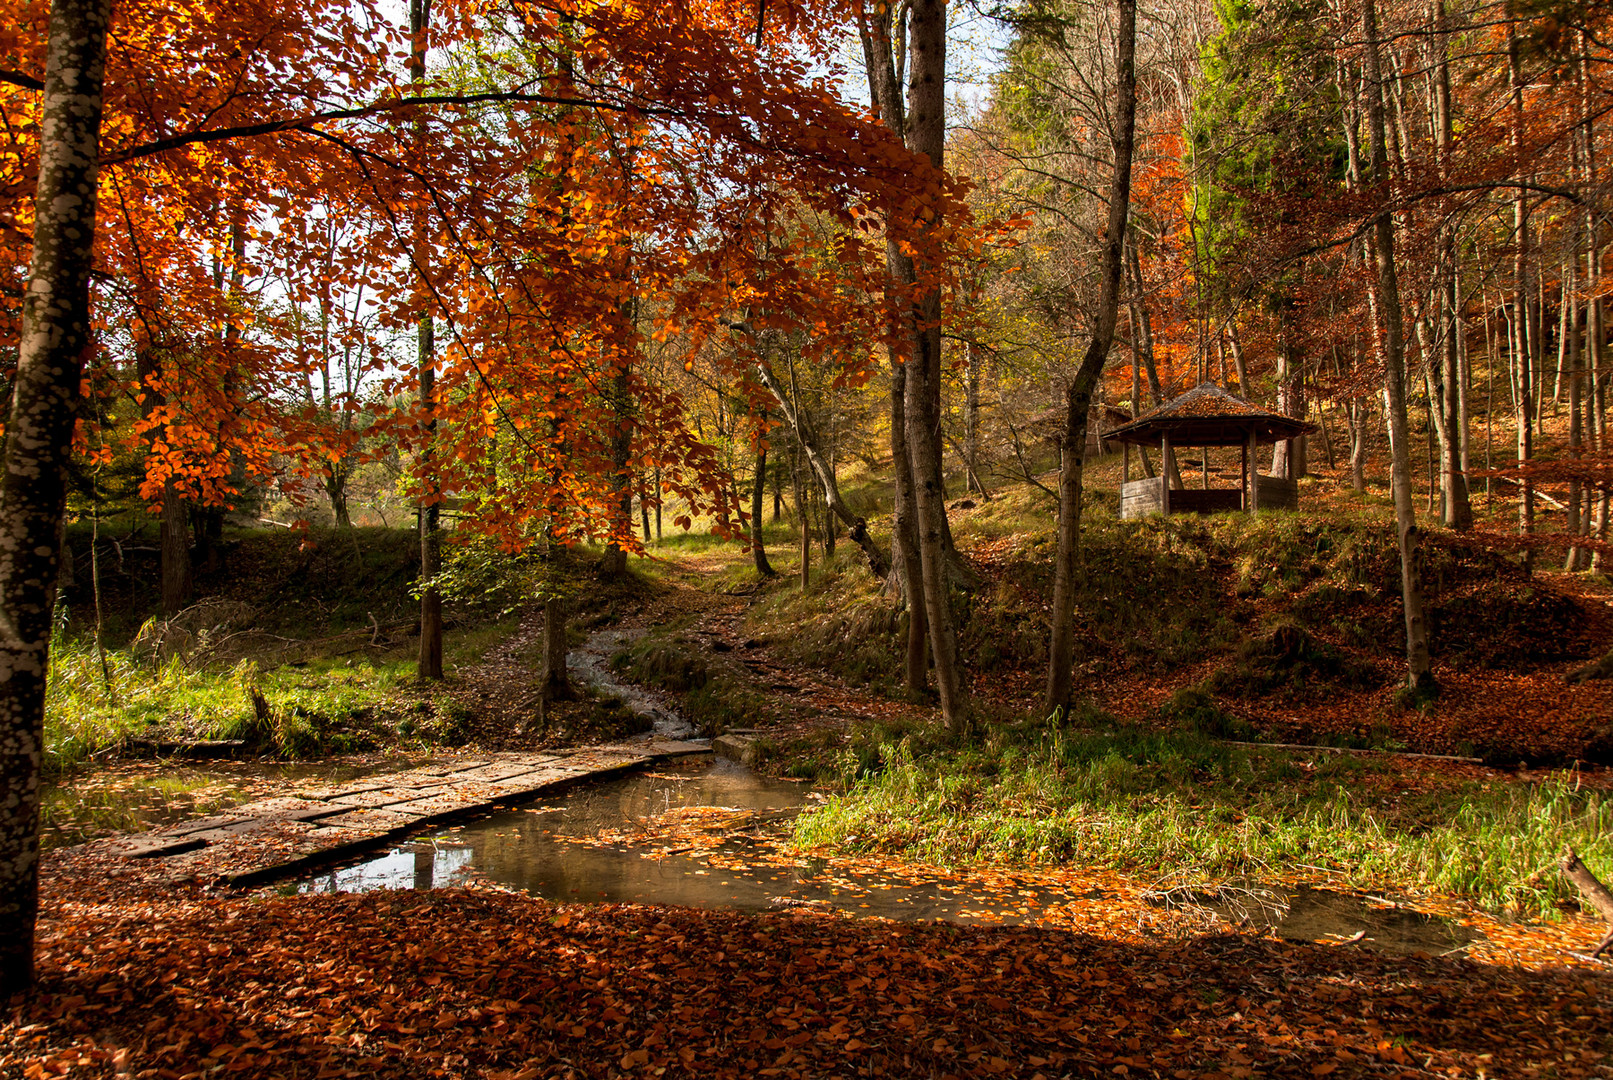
161, 483, 192, 616
327, 473, 352, 529
1362, 0, 1436, 697
890, 363, 929, 694
411, 0, 443, 680
540, 598, 573, 704
0, 0, 112, 995
1046, 0, 1136, 713
898, 0, 969, 733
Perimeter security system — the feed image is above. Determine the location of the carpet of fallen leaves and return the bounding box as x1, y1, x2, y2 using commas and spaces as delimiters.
7, 884, 1611, 1080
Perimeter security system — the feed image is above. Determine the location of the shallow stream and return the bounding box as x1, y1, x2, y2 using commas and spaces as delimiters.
296, 757, 1483, 955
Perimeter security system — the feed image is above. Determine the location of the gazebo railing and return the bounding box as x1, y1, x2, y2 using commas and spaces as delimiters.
1120, 475, 1298, 519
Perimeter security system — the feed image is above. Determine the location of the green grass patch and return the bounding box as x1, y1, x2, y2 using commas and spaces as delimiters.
793, 720, 1612, 920
43, 619, 513, 777
609, 625, 787, 734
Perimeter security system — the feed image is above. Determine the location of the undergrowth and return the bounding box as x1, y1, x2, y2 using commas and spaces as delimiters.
793, 717, 1612, 920
43, 627, 498, 778
609, 626, 785, 734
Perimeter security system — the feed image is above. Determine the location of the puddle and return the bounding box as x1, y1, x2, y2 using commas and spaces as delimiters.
299, 758, 1077, 924
1151, 880, 1482, 956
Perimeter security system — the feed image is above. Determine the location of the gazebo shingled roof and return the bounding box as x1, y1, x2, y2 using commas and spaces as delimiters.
1106, 383, 1316, 447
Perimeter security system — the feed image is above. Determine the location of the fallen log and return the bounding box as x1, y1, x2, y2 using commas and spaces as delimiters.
1561, 849, 1613, 959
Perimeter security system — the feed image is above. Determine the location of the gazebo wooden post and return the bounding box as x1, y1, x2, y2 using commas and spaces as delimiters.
1246, 428, 1259, 513
1240, 439, 1249, 511
1160, 433, 1171, 516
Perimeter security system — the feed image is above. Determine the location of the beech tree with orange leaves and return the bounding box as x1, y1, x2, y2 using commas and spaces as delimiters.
0, 0, 989, 990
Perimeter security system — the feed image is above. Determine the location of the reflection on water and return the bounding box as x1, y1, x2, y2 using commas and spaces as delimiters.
305, 844, 479, 893
301, 759, 1111, 924
299, 758, 1486, 953
1178, 881, 1481, 956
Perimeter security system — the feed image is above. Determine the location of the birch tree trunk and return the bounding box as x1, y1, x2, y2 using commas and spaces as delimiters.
1046, 0, 1136, 712
0, 0, 112, 994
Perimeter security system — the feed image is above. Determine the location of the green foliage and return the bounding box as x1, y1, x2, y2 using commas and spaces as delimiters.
609, 627, 786, 736
42, 621, 507, 776
795, 721, 1613, 920
1188, 0, 1346, 308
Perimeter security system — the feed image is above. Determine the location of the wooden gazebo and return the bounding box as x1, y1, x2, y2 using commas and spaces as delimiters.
1104, 383, 1317, 519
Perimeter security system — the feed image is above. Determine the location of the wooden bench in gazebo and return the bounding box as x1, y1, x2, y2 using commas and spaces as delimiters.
1104, 383, 1316, 519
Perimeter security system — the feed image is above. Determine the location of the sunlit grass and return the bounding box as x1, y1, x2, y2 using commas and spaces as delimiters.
43, 621, 512, 776
793, 723, 1612, 920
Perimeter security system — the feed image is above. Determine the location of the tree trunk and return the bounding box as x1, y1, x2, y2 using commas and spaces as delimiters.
1362, 0, 1436, 697
1507, 7, 1535, 571
1426, 3, 1469, 534
964, 338, 983, 494
1046, 0, 1136, 713
748, 345, 889, 577
751, 412, 774, 576
898, 0, 968, 733
411, 0, 443, 680
891, 362, 929, 694
137, 341, 194, 615
0, 0, 112, 995
161, 483, 192, 616
540, 598, 573, 704
327, 473, 352, 529
600, 355, 633, 578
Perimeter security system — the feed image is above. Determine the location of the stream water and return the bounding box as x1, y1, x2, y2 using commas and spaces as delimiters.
295, 757, 1483, 955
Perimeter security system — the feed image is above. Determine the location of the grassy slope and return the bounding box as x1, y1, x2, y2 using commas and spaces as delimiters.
44, 528, 644, 775
718, 442, 1613, 916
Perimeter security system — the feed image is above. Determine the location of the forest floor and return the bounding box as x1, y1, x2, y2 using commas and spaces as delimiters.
16, 533, 1613, 1078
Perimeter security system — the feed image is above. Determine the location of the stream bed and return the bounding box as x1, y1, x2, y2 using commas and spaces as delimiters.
296, 757, 1483, 955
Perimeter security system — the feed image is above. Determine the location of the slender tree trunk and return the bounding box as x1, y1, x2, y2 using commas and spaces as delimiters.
0, 0, 112, 994
965, 338, 983, 494
1507, 7, 1535, 571
751, 410, 774, 577
1429, 6, 1470, 531
600, 352, 633, 578
1228, 325, 1248, 397
1349, 400, 1368, 492
1046, 0, 1136, 713
411, 0, 443, 680
136, 341, 194, 615
747, 344, 889, 576
1363, 0, 1436, 696
792, 448, 811, 590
